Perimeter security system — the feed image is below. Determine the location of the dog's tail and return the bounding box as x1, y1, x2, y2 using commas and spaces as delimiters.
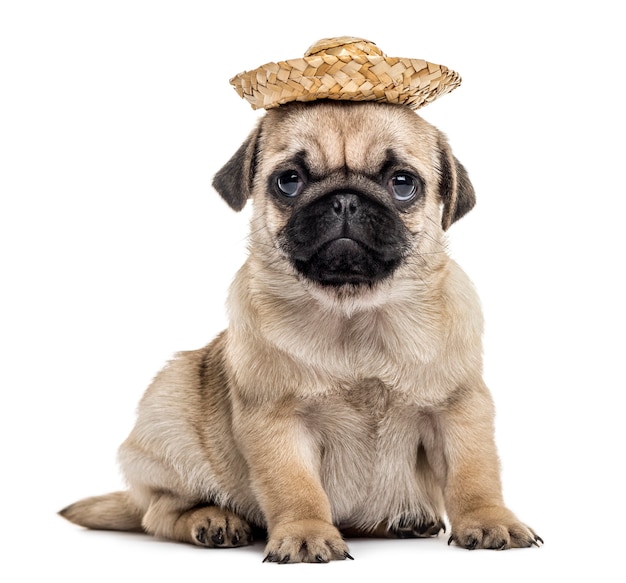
59, 491, 143, 532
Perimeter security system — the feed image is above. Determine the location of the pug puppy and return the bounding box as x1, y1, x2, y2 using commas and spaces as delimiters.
60, 100, 542, 562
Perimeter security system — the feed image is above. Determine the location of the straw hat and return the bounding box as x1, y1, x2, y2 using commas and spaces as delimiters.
230, 36, 461, 111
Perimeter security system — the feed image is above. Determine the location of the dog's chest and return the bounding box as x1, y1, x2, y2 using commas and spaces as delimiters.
303, 379, 428, 527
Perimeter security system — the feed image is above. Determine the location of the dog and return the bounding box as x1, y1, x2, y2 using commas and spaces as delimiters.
60, 100, 542, 562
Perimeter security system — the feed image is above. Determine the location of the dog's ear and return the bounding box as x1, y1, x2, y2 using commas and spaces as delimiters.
212, 121, 262, 211
438, 134, 476, 230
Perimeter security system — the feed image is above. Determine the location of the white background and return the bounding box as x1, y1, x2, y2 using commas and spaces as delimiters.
1, 1, 624, 581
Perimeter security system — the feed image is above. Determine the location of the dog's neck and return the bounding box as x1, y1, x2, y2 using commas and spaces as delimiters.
231, 251, 450, 339
226, 254, 458, 384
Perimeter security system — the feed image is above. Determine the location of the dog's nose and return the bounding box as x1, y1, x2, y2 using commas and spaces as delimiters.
331, 193, 360, 217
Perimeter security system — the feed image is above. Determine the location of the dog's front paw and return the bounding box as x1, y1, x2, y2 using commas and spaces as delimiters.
187, 506, 253, 548
263, 519, 353, 563
448, 506, 543, 550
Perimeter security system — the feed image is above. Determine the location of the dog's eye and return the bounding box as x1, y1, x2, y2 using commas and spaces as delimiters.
276, 171, 303, 197
388, 173, 418, 202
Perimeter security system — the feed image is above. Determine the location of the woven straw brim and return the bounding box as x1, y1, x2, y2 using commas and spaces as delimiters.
230, 54, 461, 111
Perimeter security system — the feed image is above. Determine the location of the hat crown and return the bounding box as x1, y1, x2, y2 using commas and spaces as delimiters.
304, 36, 384, 58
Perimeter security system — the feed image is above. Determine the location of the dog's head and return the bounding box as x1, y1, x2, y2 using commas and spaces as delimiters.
213, 101, 474, 295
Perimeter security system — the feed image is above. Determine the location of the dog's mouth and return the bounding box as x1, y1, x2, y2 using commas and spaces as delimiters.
294, 236, 399, 286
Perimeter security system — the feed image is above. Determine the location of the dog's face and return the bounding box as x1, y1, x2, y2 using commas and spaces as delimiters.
214, 101, 474, 295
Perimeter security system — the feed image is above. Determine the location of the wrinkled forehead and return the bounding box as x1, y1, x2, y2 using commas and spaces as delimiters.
259, 102, 440, 176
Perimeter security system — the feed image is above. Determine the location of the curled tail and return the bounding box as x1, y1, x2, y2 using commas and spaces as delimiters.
59, 491, 143, 532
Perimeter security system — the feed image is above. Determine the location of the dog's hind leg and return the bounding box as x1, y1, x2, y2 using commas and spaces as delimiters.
141, 492, 253, 548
